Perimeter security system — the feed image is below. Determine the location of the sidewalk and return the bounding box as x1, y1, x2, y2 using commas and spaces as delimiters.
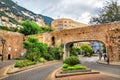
56, 74, 120, 80
0, 60, 16, 78
0, 60, 16, 68
96, 60, 120, 66
79, 55, 120, 66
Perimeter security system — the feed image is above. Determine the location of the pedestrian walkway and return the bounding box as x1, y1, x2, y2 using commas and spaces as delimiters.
97, 60, 120, 66
0, 60, 16, 78
0, 60, 16, 69
79, 55, 120, 66
57, 74, 120, 80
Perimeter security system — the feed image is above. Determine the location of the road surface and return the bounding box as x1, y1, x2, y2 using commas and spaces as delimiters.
79, 56, 120, 78
0, 62, 62, 80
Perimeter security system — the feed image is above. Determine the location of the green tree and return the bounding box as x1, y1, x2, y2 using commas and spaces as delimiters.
19, 20, 53, 35
69, 47, 79, 56
23, 36, 48, 61
60, 43, 64, 49
80, 44, 93, 56
47, 47, 63, 60
41, 27, 53, 33
90, 0, 120, 24
19, 20, 42, 35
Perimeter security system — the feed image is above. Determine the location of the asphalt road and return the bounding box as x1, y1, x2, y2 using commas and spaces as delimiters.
1, 56, 120, 80
0, 62, 62, 80
79, 56, 120, 78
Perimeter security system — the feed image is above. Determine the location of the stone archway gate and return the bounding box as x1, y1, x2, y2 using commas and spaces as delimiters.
34, 22, 120, 62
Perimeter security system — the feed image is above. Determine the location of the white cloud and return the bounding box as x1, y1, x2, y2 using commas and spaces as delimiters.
12, 0, 120, 24
77, 12, 91, 24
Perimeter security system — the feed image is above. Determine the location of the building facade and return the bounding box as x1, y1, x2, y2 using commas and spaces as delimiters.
51, 18, 87, 31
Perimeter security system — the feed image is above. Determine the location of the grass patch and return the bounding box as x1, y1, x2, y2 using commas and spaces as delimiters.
62, 64, 87, 71
14, 61, 36, 67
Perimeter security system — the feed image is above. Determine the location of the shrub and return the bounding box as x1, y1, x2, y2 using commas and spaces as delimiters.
23, 36, 48, 62
67, 65, 87, 70
60, 43, 64, 49
15, 62, 25, 67
70, 47, 80, 56
39, 57, 46, 62
73, 65, 87, 70
24, 53, 35, 61
14, 61, 36, 67
47, 47, 63, 60
62, 64, 70, 68
45, 54, 54, 61
63, 56, 80, 66
62, 68, 68, 71
62, 65, 87, 71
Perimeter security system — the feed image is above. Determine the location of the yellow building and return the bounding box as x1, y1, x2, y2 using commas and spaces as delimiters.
51, 18, 87, 31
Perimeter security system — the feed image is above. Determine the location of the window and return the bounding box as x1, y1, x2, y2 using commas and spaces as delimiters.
64, 24, 67, 26
64, 21, 67, 23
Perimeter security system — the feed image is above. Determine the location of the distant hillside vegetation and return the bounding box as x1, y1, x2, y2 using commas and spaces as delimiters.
0, 0, 53, 26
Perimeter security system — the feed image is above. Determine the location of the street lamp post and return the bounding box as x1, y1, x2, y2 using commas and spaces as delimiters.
1, 38, 6, 61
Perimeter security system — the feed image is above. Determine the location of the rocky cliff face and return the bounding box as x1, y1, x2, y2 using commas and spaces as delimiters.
0, 0, 53, 27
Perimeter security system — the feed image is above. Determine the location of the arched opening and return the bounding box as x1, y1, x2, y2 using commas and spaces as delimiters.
51, 36, 55, 46
8, 54, 11, 60
63, 40, 108, 62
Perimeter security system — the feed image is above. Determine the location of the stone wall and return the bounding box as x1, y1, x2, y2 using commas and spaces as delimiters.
0, 30, 24, 60
36, 22, 120, 46
34, 22, 120, 62
108, 28, 120, 61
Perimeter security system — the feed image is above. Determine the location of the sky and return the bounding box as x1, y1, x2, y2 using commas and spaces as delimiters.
12, 0, 120, 24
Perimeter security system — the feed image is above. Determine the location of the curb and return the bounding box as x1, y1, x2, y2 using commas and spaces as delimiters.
45, 67, 61, 80
7, 60, 61, 74
61, 68, 91, 74
96, 61, 120, 66
56, 72, 100, 78
45, 68, 100, 80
